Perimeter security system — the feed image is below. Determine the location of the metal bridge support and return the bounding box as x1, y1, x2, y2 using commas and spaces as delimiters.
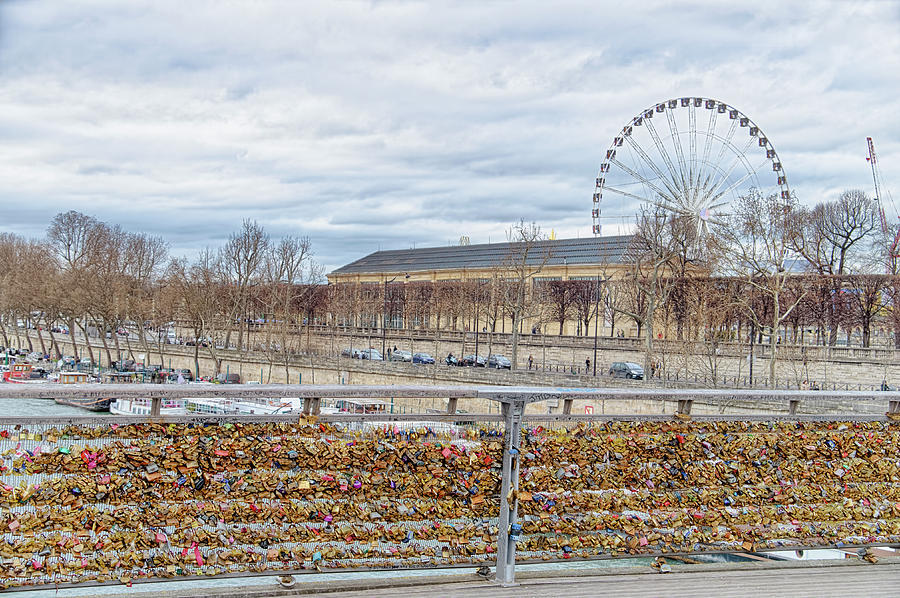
789, 399, 801, 415
676, 399, 693, 417
495, 399, 525, 586
562, 398, 574, 415
150, 396, 161, 417
446, 397, 458, 415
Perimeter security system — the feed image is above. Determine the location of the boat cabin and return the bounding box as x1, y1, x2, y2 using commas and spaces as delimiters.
2, 363, 32, 382
59, 371, 90, 384
11, 363, 32, 375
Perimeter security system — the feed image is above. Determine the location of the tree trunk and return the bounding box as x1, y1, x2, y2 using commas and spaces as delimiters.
67, 319, 79, 360
78, 320, 96, 365
35, 323, 47, 356
45, 323, 60, 358
769, 325, 778, 388
123, 332, 135, 361
12, 312, 22, 349
510, 313, 521, 370
206, 344, 223, 375
136, 324, 152, 366
643, 292, 656, 384
113, 330, 123, 361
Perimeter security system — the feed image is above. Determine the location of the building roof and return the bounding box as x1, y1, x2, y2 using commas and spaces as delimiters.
329, 235, 635, 277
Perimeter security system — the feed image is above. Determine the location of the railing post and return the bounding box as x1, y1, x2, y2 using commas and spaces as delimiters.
150, 396, 161, 417
495, 399, 525, 586
888, 399, 900, 419
446, 397, 458, 414
302, 397, 321, 415
562, 398, 573, 415
789, 399, 800, 415
676, 398, 693, 418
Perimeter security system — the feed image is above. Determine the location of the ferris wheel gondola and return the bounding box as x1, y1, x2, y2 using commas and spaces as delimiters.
591, 97, 790, 240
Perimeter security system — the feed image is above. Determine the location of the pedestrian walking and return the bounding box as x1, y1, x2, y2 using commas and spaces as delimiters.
585, 358, 591, 373
528, 355, 534, 370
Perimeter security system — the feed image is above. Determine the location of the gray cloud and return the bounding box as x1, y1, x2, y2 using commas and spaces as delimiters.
0, 1, 898, 273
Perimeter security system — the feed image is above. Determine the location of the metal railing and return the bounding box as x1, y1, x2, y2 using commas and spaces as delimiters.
2, 386, 900, 590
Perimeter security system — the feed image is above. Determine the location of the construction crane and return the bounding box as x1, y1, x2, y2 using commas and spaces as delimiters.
866, 137, 900, 272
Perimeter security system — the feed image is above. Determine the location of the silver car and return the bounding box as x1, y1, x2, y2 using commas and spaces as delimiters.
389, 350, 412, 362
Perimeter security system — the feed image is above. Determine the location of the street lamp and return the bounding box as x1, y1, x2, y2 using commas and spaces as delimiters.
382, 273, 409, 358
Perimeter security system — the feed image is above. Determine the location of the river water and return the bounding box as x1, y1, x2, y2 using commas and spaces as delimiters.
0, 397, 111, 417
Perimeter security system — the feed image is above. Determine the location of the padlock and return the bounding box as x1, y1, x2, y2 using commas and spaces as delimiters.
509, 523, 522, 542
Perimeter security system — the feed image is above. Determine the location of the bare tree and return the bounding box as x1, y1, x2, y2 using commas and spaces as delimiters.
46, 211, 113, 365
262, 235, 321, 381
121, 233, 169, 363
611, 205, 688, 379
721, 189, 807, 384
792, 190, 878, 344
219, 220, 269, 353
500, 221, 550, 369
843, 273, 889, 347
544, 280, 577, 335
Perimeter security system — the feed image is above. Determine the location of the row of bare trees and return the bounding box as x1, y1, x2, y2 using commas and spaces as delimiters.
0, 213, 323, 381
0, 190, 896, 381
614, 187, 897, 381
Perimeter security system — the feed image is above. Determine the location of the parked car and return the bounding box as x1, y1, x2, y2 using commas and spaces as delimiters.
487, 354, 511, 369
358, 349, 383, 361
412, 352, 435, 365
389, 350, 412, 362
216, 373, 241, 384
460, 354, 486, 367
177, 368, 194, 381
609, 362, 644, 379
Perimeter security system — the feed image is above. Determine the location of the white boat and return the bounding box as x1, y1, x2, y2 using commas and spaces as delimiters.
185, 397, 307, 415
110, 397, 188, 416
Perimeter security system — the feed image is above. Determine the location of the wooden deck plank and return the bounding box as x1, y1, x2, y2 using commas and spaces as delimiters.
305, 563, 900, 598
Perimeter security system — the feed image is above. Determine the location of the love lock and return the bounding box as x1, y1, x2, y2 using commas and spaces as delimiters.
509, 523, 522, 543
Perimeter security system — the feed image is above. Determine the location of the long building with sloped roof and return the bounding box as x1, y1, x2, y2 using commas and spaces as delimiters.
328, 235, 636, 284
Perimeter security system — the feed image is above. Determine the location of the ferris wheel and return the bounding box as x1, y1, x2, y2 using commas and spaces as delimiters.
591, 97, 790, 238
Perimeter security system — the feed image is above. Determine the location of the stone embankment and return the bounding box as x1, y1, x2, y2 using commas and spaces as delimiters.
11, 330, 894, 416
17, 325, 900, 389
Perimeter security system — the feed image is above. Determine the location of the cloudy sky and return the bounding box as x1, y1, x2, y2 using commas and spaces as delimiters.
1, 1, 899, 272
